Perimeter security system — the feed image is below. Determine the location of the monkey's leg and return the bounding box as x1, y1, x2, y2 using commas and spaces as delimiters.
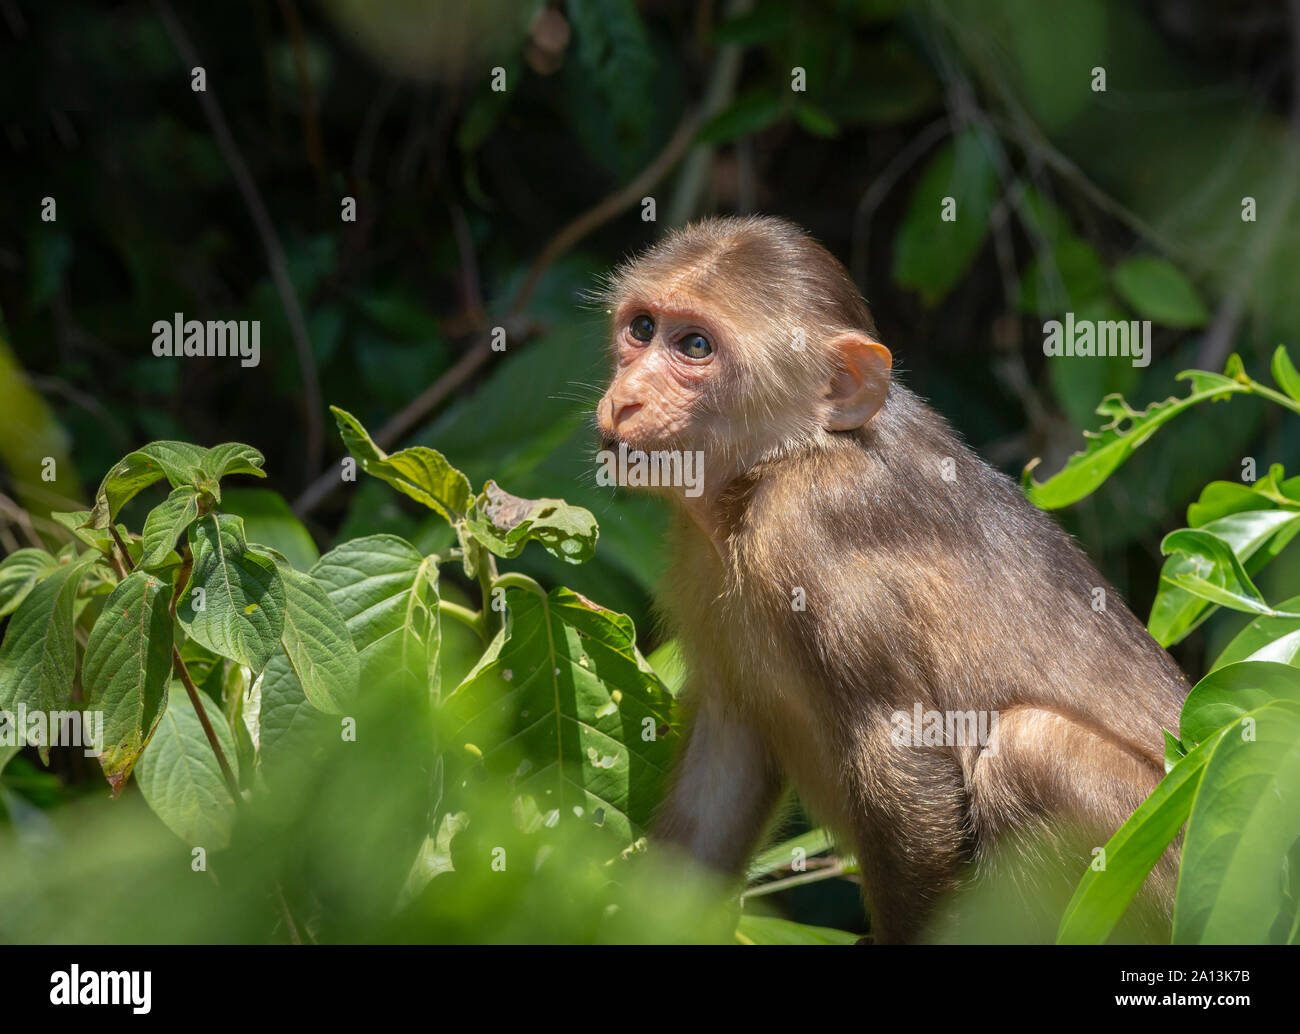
845, 725, 972, 944
654, 691, 784, 876
967, 705, 1174, 938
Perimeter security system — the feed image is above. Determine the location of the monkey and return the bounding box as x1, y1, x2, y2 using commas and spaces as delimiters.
594, 215, 1190, 944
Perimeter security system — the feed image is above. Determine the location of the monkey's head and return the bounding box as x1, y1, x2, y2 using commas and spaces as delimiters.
596, 215, 892, 488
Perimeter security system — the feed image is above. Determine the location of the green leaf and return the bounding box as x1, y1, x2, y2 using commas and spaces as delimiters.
464, 480, 598, 565
735, 914, 859, 945
0, 548, 57, 617
1163, 730, 1187, 773
1174, 702, 1300, 943
276, 564, 360, 715
311, 534, 441, 700
1149, 509, 1300, 646
892, 127, 1001, 307
139, 486, 201, 569
199, 443, 266, 483
1057, 729, 1226, 944
1159, 528, 1300, 620
331, 405, 472, 524
82, 569, 174, 792
1211, 594, 1300, 669
1272, 345, 1300, 404
136, 687, 238, 849
177, 514, 286, 672
0, 553, 98, 762
86, 442, 202, 528
1113, 255, 1209, 328
1180, 660, 1300, 745
1023, 370, 1252, 509
443, 585, 677, 844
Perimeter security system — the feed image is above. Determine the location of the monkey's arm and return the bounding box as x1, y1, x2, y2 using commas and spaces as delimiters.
654, 690, 783, 876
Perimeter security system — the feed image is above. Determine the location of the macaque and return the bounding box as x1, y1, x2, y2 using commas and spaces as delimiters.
595, 215, 1189, 943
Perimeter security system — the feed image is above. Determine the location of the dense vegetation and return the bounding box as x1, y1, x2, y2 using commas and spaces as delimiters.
1, 0, 1297, 942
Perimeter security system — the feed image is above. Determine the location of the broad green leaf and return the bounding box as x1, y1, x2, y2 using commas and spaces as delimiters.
0, 553, 98, 762
276, 564, 360, 714
86, 441, 209, 528
221, 488, 319, 570
139, 487, 200, 569
0, 548, 57, 617
1273, 345, 1300, 404
1163, 730, 1187, 773
82, 569, 174, 793
735, 914, 859, 945
136, 687, 238, 849
1160, 528, 1300, 620
177, 514, 286, 672
1112, 255, 1209, 328
893, 127, 1001, 307
1211, 594, 1300, 669
1187, 467, 1300, 526
311, 534, 440, 700
442, 586, 677, 844
464, 480, 598, 565
1180, 660, 1300, 745
1023, 370, 1252, 509
1058, 729, 1226, 944
1174, 702, 1300, 943
331, 405, 472, 524
1149, 510, 1300, 646
258, 650, 330, 768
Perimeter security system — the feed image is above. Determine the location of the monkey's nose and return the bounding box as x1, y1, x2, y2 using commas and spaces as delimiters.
614, 402, 643, 426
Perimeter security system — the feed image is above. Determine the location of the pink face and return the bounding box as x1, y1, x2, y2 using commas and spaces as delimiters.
597, 297, 725, 449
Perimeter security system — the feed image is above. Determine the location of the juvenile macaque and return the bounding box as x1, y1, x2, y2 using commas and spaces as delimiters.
596, 216, 1188, 943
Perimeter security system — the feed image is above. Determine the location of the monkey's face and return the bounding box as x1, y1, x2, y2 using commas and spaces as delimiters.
597, 299, 725, 454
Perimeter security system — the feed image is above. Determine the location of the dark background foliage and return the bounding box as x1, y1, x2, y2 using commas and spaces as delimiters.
3, 0, 1300, 937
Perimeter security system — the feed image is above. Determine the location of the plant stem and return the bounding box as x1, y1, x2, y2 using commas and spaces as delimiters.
491, 571, 548, 599
437, 599, 486, 642
171, 646, 240, 797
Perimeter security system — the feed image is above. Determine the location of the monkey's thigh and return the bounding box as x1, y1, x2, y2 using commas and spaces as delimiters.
966, 705, 1173, 922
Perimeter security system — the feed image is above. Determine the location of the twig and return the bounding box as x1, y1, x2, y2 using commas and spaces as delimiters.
0, 491, 43, 548
154, 0, 326, 476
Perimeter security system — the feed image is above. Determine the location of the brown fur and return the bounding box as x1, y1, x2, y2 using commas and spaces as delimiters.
596, 216, 1189, 942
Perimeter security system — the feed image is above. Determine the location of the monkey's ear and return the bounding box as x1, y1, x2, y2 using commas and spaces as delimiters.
823, 333, 892, 430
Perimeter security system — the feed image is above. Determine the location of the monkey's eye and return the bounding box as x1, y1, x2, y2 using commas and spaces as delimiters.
629, 315, 655, 342
678, 333, 713, 360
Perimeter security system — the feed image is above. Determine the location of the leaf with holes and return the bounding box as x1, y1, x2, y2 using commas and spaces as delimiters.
464, 480, 598, 565
442, 586, 676, 844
